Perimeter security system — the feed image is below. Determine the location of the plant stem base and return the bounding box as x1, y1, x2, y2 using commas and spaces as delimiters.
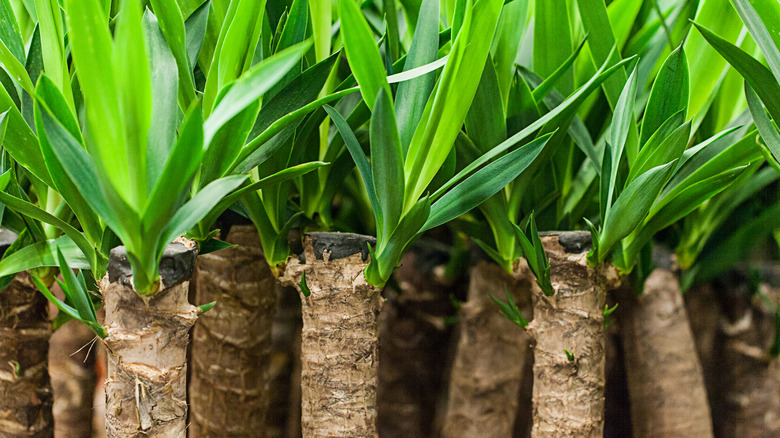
280, 233, 381, 438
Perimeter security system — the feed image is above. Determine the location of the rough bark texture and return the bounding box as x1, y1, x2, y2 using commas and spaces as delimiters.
714, 272, 780, 437
102, 242, 198, 438
50, 320, 97, 438
527, 233, 619, 438
617, 268, 713, 438
0, 272, 54, 437
189, 224, 277, 437
439, 260, 533, 438
377, 248, 457, 438
279, 233, 381, 438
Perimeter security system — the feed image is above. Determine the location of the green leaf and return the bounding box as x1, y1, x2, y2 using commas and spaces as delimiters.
197, 238, 235, 255
694, 22, 780, 123
34, 80, 102, 245
628, 120, 691, 185
365, 196, 431, 287
371, 88, 405, 245
745, 83, 780, 165
199, 161, 328, 233
0, 84, 52, 186
0, 180, 97, 273
0, 34, 33, 96
732, 0, 780, 83
531, 36, 588, 103
0, 235, 90, 277
339, 0, 390, 112
403, 0, 505, 210
143, 9, 180, 188
423, 133, 552, 231
149, 0, 198, 107
202, 0, 267, 114
57, 248, 96, 323
683, 0, 742, 129
490, 288, 528, 327
395, 0, 439, 150
603, 65, 638, 217
158, 175, 247, 255
597, 161, 676, 263
324, 104, 382, 236
299, 269, 311, 297
433, 52, 635, 201
534, 0, 574, 94
465, 57, 506, 154
640, 45, 689, 146
37, 105, 137, 247
67, 0, 133, 207
203, 40, 311, 146
143, 105, 204, 239
0, 0, 25, 63
184, 0, 210, 66
196, 301, 217, 314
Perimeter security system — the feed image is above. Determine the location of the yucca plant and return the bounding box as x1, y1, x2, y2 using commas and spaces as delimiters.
0, 0, 325, 435
687, 1, 780, 434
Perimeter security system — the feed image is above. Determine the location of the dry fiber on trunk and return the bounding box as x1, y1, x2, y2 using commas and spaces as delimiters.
714, 272, 780, 437
0, 272, 53, 437
527, 232, 619, 438
279, 232, 381, 438
617, 266, 713, 438
439, 260, 533, 438
102, 242, 198, 438
378, 248, 458, 438
50, 320, 97, 438
190, 224, 277, 437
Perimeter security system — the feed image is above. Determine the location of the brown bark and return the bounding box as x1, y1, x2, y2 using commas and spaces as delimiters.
0, 272, 54, 437
101, 242, 198, 438
527, 234, 620, 438
439, 260, 533, 438
189, 224, 278, 437
377, 249, 457, 438
266, 282, 302, 438
715, 275, 780, 437
617, 268, 713, 438
50, 320, 97, 438
279, 233, 381, 438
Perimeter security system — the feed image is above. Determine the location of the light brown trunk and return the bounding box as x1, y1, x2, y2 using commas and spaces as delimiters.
715, 274, 780, 437
617, 268, 713, 438
279, 232, 381, 438
0, 272, 54, 437
377, 249, 457, 438
50, 320, 97, 437
102, 242, 198, 438
527, 233, 619, 438
440, 260, 533, 438
189, 224, 277, 437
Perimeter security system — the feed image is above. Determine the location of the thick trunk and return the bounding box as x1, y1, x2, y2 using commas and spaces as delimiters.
279, 232, 381, 438
0, 272, 54, 437
527, 233, 619, 438
50, 320, 97, 437
189, 224, 277, 437
102, 242, 198, 438
440, 260, 533, 438
617, 268, 713, 438
378, 249, 457, 438
714, 272, 780, 437
266, 282, 302, 438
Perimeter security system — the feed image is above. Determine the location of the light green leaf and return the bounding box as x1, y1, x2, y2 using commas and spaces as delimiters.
0, 235, 89, 276
597, 161, 676, 263
371, 89, 405, 244
640, 45, 689, 146
339, 0, 390, 112
423, 133, 552, 232
203, 40, 311, 146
